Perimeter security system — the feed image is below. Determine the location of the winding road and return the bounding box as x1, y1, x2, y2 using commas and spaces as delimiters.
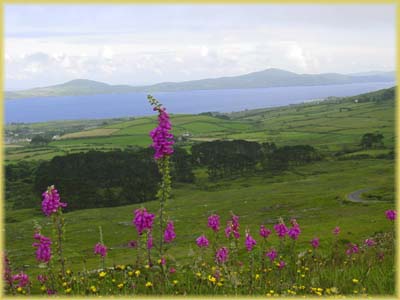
347, 188, 372, 203
346, 188, 389, 203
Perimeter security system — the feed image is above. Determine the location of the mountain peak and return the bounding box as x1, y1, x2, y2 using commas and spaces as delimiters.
59, 79, 110, 88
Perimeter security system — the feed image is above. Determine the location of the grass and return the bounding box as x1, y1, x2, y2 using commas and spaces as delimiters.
59, 128, 119, 139
5, 98, 394, 161
5, 159, 394, 280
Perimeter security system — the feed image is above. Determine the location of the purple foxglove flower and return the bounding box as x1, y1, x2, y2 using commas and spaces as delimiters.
196, 235, 209, 248
164, 221, 176, 243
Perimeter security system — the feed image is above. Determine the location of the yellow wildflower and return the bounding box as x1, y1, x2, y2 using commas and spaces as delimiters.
17, 287, 22, 293
90, 286, 97, 293
269, 290, 275, 294
112, 279, 116, 283
117, 283, 124, 289
135, 270, 141, 277
255, 274, 260, 280
145, 264, 150, 269
196, 272, 201, 277
173, 280, 178, 285
41, 286, 46, 291
65, 288, 72, 294
352, 278, 359, 284
128, 271, 133, 277
330, 287, 339, 294
62, 282, 67, 287
66, 269, 72, 275
208, 275, 217, 283
99, 271, 107, 278
217, 282, 223, 287
145, 281, 153, 288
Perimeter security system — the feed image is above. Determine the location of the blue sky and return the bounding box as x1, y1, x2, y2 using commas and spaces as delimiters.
5, 4, 396, 90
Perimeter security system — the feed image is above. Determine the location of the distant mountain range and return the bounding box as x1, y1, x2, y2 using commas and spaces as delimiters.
5, 68, 395, 100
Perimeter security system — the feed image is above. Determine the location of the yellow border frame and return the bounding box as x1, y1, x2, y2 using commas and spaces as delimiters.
0, 1, 398, 300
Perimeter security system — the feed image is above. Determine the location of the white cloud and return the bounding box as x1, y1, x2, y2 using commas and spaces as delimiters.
4, 4, 395, 89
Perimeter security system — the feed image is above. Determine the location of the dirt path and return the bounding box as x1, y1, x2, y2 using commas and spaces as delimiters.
347, 188, 371, 203
346, 188, 388, 203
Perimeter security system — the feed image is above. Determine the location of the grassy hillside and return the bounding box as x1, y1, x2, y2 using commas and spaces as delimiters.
5, 158, 394, 277
4, 88, 395, 295
5, 90, 394, 163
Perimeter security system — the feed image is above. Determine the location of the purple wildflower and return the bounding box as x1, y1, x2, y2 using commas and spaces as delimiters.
364, 238, 376, 247
311, 237, 320, 249
147, 233, 154, 250
207, 214, 220, 232
94, 243, 107, 257
149, 107, 174, 160
133, 208, 155, 235
41, 185, 67, 217
196, 235, 209, 248
215, 247, 229, 264
385, 209, 396, 221
32, 233, 52, 263
47, 289, 57, 295
274, 222, 288, 239
164, 221, 176, 243
333, 226, 340, 235
225, 213, 240, 239
12, 272, 30, 288
266, 249, 277, 262
288, 220, 301, 240
3, 254, 12, 287
259, 225, 271, 239
277, 260, 286, 269
245, 231, 257, 251
160, 257, 166, 265
346, 243, 359, 256
37, 275, 47, 284
128, 240, 137, 248
169, 267, 176, 274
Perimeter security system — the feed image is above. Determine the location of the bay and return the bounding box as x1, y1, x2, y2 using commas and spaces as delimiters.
4, 81, 395, 123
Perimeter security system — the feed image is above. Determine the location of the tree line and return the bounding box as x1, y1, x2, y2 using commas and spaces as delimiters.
6, 140, 322, 211
192, 140, 320, 180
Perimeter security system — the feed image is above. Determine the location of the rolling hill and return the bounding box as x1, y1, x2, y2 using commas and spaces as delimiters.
5, 68, 395, 99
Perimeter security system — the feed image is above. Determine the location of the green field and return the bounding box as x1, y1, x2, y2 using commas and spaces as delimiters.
5, 97, 395, 163
4, 91, 396, 295
5, 159, 394, 270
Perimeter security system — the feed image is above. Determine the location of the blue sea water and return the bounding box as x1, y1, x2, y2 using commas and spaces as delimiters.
4, 81, 395, 123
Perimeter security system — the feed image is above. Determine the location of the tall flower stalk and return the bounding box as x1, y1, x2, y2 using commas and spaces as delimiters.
148, 95, 174, 259
42, 185, 67, 277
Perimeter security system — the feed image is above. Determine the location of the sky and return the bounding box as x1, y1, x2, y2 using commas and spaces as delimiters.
5, 4, 396, 90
